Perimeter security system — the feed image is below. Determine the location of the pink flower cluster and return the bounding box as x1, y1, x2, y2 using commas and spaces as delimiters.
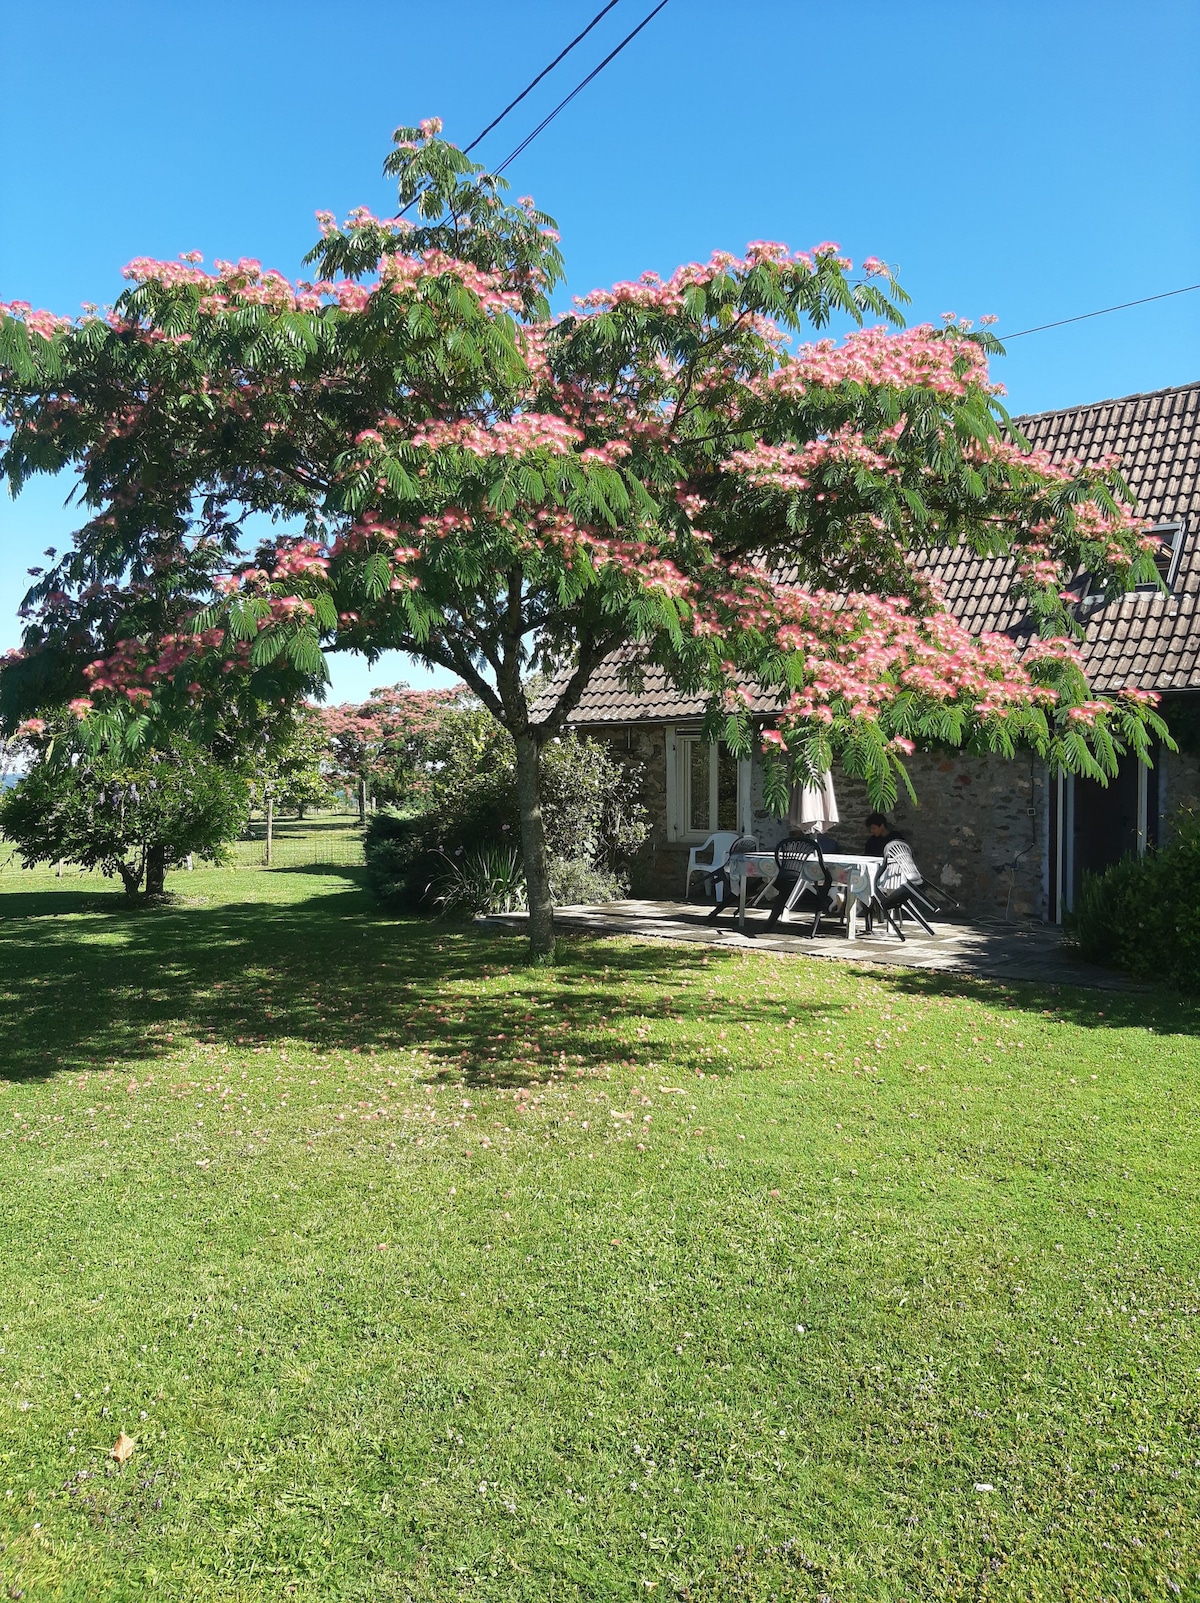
118, 249, 522, 325
769, 324, 997, 400
0, 301, 73, 339
83, 628, 229, 699
270, 540, 331, 579
412, 413, 583, 457
571, 240, 847, 315
380, 251, 522, 315
723, 426, 894, 492
763, 586, 1069, 728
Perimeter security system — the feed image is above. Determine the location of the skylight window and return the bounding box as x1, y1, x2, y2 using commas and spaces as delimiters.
1136, 520, 1186, 594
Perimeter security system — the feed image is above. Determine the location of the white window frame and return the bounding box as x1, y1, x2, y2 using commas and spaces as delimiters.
664, 725, 751, 842
1135, 520, 1186, 594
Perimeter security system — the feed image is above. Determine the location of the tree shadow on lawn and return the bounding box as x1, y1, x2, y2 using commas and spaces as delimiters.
5, 875, 1198, 1087
873, 963, 1200, 1038
0, 879, 837, 1086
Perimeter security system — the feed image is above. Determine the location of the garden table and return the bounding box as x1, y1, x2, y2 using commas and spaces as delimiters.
726, 849, 882, 939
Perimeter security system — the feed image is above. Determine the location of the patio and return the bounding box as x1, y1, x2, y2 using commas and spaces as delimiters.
487, 899, 1145, 990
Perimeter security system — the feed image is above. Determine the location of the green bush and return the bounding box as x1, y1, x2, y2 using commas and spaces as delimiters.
361, 810, 441, 908
1064, 810, 1200, 985
363, 729, 647, 914
549, 856, 629, 907
0, 732, 249, 900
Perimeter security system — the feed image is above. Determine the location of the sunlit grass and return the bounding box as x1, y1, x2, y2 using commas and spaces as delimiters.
0, 847, 1197, 1599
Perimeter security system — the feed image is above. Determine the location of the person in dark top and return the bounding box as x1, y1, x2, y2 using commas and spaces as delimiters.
863, 812, 900, 857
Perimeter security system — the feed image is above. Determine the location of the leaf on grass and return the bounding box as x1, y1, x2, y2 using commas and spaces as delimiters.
110, 1430, 135, 1465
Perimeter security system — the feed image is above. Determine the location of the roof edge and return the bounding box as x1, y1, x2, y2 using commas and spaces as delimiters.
1014, 378, 1200, 427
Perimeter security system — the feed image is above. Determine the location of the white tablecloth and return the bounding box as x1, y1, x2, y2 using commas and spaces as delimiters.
727, 850, 882, 937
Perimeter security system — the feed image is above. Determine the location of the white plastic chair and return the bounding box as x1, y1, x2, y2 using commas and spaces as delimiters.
685, 831, 745, 900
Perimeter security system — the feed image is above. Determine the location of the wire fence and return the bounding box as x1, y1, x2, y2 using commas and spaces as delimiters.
0, 811, 366, 881
230, 813, 366, 869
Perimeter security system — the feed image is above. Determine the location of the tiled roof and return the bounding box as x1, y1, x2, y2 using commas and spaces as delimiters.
546, 380, 1200, 725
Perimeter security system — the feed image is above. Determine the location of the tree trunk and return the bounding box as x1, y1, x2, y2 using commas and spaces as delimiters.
145, 844, 167, 897
297, 801, 307, 821
513, 732, 555, 961
357, 776, 367, 825
265, 797, 274, 867
117, 861, 143, 902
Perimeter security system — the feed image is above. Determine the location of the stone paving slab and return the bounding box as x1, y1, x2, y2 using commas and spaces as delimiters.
485, 899, 1145, 991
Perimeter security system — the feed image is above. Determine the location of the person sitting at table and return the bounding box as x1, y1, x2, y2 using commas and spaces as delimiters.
863, 811, 900, 856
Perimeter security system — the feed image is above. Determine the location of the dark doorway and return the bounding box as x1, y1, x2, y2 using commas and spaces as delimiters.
1070, 753, 1153, 906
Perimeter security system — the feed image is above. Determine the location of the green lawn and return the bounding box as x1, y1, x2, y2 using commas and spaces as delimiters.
0, 846, 1197, 1600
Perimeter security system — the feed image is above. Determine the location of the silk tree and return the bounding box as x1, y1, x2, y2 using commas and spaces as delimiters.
0, 119, 1168, 957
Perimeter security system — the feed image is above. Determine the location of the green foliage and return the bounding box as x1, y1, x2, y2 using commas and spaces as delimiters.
256, 706, 332, 815
548, 856, 629, 907
540, 736, 649, 872
429, 845, 526, 919
1064, 810, 1200, 985
0, 731, 249, 899
361, 810, 444, 908
363, 726, 648, 912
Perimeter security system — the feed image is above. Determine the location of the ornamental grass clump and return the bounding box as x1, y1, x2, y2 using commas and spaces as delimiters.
429, 844, 526, 918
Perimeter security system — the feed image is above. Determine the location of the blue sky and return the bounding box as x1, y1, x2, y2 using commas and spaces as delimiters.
2, 0, 1196, 701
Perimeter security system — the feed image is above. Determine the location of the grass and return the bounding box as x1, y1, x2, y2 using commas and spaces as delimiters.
0, 841, 1198, 1600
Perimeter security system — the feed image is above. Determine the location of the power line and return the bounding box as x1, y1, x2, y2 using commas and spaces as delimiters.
397, 0, 627, 217
462, 2, 622, 155
494, 0, 672, 175
999, 282, 1200, 340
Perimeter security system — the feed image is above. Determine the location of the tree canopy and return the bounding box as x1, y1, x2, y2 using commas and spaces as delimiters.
0, 726, 249, 898
0, 117, 1170, 952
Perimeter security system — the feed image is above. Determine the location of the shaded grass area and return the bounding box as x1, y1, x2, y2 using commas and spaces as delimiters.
0, 857, 1197, 1599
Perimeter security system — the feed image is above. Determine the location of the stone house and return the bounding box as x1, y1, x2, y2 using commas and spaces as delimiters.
552, 381, 1200, 921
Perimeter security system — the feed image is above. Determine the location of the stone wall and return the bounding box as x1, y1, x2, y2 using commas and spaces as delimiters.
581, 725, 688, 899
748, 750, 1049, 921
585, 724, 1053, 917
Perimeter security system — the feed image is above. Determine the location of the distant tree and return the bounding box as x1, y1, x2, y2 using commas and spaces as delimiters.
257, 704, 332, 819
315, 684, 469, 818
0, 724, 249, 899
315, 699, 389, 822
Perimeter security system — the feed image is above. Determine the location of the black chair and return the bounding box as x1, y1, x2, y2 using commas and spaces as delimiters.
910, 879, 958, 919
706, 835, 760, 922
767, 835, 838, 936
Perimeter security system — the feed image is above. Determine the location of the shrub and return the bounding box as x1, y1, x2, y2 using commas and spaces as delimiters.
548, 857, 629, 906
364, 727, 647, 912
0, 732, 249, 900
1064, 810, 1200, 986
362, 811, 441, 908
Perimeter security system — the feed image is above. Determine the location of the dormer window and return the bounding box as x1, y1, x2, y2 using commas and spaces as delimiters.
1136, 520, 1186, 594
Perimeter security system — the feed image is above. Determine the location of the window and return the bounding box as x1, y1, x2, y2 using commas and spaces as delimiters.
668, 730, 747, 840
1136, 520, 1186, 593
